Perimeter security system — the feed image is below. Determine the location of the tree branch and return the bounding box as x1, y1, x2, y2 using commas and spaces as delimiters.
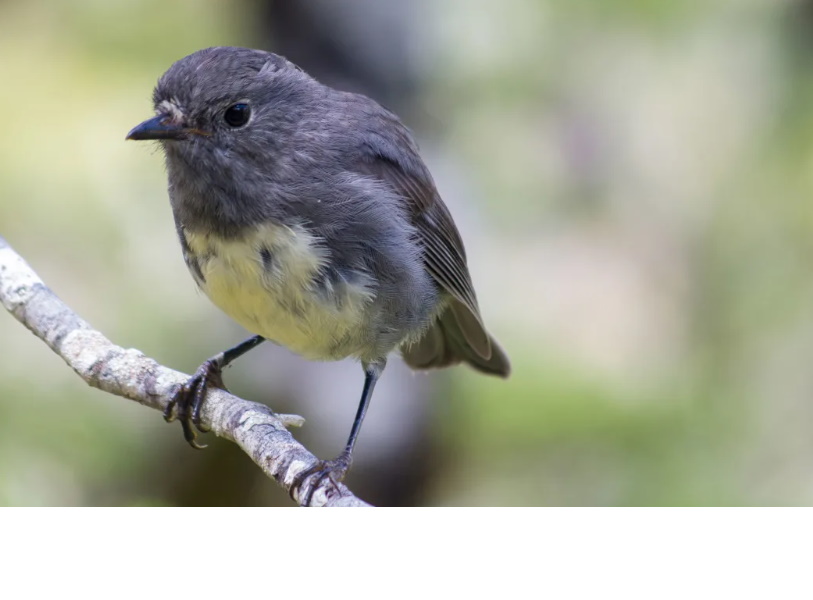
0, 234, 370, 507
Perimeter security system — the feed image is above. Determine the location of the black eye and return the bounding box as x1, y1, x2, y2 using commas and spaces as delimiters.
224, 103, 250, 127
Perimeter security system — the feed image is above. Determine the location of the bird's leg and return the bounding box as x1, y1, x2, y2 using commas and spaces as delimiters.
165, 335, 265, 448
293, 359, 385, 506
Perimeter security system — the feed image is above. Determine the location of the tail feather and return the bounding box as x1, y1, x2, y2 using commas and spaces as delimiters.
402, 304, 510, 378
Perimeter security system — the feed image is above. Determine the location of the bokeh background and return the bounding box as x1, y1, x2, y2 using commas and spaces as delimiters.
2, 0, 813, 506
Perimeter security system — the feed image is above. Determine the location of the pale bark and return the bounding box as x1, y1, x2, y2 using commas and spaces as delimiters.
0, 234, 370, 507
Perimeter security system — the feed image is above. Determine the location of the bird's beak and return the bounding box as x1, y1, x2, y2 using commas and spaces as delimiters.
126, 113, 189, 141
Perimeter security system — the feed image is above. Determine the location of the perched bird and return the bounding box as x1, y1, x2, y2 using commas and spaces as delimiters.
126, 47, 510, 498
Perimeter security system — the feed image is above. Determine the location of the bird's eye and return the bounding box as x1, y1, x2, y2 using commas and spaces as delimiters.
224, 103, 251, 127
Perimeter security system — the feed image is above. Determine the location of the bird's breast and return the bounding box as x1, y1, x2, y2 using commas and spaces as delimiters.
180, 222, 376, 360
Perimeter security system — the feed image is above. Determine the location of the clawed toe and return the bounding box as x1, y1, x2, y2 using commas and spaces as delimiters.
165, 358, 227, 449
292, 452, 353, 506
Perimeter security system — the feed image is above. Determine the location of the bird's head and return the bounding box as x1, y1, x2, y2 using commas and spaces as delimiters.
127, 47, 314, 171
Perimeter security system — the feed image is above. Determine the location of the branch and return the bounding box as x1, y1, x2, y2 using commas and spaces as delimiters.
0, 235, 370, 507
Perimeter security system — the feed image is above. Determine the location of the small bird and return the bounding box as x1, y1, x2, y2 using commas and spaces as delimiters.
127, 47, 510, 497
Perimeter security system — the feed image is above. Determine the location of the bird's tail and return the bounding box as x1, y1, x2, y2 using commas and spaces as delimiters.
401, 302, 510, 378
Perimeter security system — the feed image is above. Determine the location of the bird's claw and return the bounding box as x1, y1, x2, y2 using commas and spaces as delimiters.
292, 451, 353, 506
164, 358, 227, 449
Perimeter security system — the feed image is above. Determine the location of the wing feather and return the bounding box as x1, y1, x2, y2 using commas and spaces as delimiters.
355, 150, 492, 359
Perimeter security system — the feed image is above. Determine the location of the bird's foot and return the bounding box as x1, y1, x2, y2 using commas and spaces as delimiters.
292, 451, 353, 506
164, 358, 227, 449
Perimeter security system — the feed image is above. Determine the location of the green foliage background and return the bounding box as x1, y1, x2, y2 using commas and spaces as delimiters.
2, 0, 812, 505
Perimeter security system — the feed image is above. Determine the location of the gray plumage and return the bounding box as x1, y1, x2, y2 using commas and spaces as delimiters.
128, 47, 510, 491
137, 46, 509, 376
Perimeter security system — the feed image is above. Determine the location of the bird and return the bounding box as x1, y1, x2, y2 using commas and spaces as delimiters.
126, 46, 510, 500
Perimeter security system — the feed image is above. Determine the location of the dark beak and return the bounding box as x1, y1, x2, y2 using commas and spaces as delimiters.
126, 114, 188, 141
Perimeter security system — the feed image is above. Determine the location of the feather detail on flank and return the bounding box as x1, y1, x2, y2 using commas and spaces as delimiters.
182, 222, 376, 360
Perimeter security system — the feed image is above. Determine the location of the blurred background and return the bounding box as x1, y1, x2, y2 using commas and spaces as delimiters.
2, 0, 812, 506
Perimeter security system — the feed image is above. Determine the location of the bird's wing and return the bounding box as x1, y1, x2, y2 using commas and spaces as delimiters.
355, 135, 492, 359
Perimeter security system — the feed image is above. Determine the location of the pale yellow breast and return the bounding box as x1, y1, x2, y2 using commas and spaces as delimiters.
183, 222, 375, 360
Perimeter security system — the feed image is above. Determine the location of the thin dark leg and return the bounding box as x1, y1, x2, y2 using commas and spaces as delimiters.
342, 362, 382, 456
222, 335, 266, 365
165, 335, 265, 448
293, 359, 386, 506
